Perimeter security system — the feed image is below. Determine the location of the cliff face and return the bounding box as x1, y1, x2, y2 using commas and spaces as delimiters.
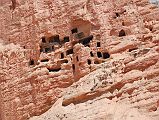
0, 0, 159, 120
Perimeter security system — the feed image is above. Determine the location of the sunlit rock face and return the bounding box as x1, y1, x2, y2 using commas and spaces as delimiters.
0, 0, 159, 120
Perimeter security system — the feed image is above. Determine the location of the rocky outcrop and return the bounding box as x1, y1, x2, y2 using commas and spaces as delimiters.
0, 0, 159, 120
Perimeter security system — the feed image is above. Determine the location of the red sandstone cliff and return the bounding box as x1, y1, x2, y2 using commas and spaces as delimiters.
0, 0, 159, 120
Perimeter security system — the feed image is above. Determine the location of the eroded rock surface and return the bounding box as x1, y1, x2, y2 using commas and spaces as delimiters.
0, 0, 159, 120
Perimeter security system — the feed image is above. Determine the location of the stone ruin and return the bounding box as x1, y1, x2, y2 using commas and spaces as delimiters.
36, 22, 110, 81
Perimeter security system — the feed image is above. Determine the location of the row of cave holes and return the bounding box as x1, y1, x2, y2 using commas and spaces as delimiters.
75, 51, 110, 65
40, 35, 70, 53
40, 28, 93, 53
113, 10, 127, 37
36, 51, 110, 72
31, 28, 106, 66
30, 44, 110, 67
41, 27, 85, 44
30, 48, 110, 66
71, 52, 110, 72
41, 35, 70, 44
60, 50, 110, 61
90, 51, 110, 60
115, 10, 153, 32
30, 12, 125, 49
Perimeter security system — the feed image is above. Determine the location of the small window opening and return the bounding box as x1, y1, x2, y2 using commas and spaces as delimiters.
66, 49, 73, 55
97, 42, 101, 47
81, 35, 93, 45
29, 59, 34, 65
87, 59, 91, 65
76, 56, 79, 61
64, 37, 70, 42
41, 59, 49, 62
71, 28, 78, 34
116, 13, 120, 17
42, 37, 46, 43
122, 21, 125, 26
97, 52, 102, 58
63, 59, 68, 63
48, 67, 61, 72
53, 35, 60, 43
149, 26, 153, 31
45, 48, 51, 53
90, 51, 94, 57
103, 52, 110, 59
52, 46, 54, 51
60, 59, 69, 64
61, 53, 64, 59
72, 64, 75, 70
119, 29, 126, 37
129, 48, 138, 52
94, 61, 100, 64
11, 0, 16, 10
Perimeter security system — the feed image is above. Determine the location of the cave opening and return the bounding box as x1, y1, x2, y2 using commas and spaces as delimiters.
76, 56, 79, 61
52, 46, 54, 51
61, 53, 64, 59
122, 21, 125, 26
66, 49, 73, 55
119, 29, 126, 37
94, 61, 100, 64
45, 47, 51, 53
11, 0, 16, 10
71, 28, 78, 34
48, 67, 61, 72
116, 13, 120, 17
97, 52, 102, 58
81, 35, 93, 45
149, 26, 153, 31
49, 35, 60, 43
53, 35, 60, 43
41, 59, 49, 62
97, 42, 101, 47
29, 59, 35, 65
87, 59, 91, 65
63, 59, 68, 63
103, 52, 110, 59
64, 36, 70, 43
90, 51, 94, 57
128, 48, 138, 52
72, 64, 75, 73
42, 37, 46, 43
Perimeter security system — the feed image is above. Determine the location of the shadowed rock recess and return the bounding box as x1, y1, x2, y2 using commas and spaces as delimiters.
0, 0, 159, 120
